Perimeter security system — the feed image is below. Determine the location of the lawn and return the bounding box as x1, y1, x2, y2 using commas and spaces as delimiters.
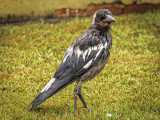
0, 10, 160, 119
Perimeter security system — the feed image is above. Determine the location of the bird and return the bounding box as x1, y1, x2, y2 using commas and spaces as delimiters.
29, 9, 116, 114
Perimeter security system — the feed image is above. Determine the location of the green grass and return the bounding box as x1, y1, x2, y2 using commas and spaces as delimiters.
0, 10, 160, 119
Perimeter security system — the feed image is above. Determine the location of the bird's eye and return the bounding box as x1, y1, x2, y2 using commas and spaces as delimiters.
108, 12, 112, 16
99, 16, 104, 20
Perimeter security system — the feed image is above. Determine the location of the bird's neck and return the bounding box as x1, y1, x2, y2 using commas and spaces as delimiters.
90, 24, 111, 33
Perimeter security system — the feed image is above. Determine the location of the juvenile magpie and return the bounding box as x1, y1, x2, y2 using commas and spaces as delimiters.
29, 9, 116, 114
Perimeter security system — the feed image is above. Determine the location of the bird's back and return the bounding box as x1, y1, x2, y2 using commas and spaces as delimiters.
76, 28, 112, 83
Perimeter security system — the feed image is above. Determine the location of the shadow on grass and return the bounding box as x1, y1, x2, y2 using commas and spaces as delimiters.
29, 104, 73, 115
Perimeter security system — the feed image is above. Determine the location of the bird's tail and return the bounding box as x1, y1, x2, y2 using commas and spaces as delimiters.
29, 77, 74, 109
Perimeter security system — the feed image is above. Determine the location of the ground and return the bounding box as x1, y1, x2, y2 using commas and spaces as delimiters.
0, 10, 160, 119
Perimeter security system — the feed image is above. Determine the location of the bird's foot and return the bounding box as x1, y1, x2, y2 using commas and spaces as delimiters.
72, 110, 76, 115
72, 106, 89, 115
85, 105, 89, 110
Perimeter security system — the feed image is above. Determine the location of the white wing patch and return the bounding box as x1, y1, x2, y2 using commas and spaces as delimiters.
83, 43, 105, 69
75, 45, 99, 61
95, 44, 104, 59
83, 50, 88, 60
104, 42, 108, 49
41, 78, 55, 92
87, 47, 92, 57
83, 59, 93, 69
63, 46, 73, 63
76, 48, 82, 59
103, 37, 108, 49
65, 39, 108, 69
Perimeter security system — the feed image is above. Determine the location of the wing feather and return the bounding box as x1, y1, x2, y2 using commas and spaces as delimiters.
30, 30, 108, 109
54, 31, 107, 81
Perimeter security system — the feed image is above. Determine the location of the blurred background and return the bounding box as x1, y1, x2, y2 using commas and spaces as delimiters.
0, 0, 160, 24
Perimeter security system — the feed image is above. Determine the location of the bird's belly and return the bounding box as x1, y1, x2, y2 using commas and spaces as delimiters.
79, 51, 110, 83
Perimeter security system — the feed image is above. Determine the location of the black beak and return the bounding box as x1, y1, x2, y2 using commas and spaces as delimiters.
106, 15, 116, 22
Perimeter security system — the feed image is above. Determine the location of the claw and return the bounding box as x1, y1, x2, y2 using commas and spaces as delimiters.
86, 105, 89, 110
72, 111, 76, 115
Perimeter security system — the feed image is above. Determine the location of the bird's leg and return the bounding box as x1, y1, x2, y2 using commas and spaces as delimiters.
73, 87, 78, 115
73, 81, 89, 115
78, 88, 89, 109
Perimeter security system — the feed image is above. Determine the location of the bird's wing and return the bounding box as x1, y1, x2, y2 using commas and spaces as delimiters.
30, 31, 108, 108
54, 31, 108, 80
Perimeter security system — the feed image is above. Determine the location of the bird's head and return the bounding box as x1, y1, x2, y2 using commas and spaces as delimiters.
92, 9, 116, 30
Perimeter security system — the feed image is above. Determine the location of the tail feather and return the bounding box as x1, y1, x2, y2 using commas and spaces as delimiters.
29, 76, 75, 109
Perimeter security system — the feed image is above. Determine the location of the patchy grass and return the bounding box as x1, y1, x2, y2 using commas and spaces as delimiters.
0, 10, 160, 119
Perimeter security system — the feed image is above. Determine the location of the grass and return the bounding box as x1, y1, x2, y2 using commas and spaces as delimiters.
0, 10, 160, 119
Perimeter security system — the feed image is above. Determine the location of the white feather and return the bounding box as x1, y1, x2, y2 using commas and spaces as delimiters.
63, 47, 73, 63
41, 78, 55, 92
63, 56, 68, 63
102, 37, 108, 49
91, 46, 96, 51
83, 50, 88, 60
83, 59, 93, 69
92, 12, 97, 25
76, 48, 82, 59
88, 47, 92, 56
95, 44, 103, 59
104, 42, 108, 49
